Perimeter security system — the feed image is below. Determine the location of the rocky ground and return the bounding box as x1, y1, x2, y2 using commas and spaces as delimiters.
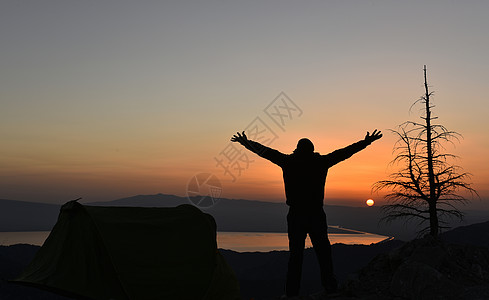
341, 236, 489, 300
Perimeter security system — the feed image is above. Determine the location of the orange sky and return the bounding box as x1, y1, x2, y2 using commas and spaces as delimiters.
1, 1, 488, 209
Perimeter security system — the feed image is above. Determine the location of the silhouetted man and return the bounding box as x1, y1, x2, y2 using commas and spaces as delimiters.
231, 130, 382, 298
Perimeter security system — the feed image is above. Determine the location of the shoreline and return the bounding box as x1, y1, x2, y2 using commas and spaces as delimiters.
0, 229, 392, 252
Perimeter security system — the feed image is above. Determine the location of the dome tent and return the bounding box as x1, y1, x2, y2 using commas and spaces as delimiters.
14, 201, 240, 300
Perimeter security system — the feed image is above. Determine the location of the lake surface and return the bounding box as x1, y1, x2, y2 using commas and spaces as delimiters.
0, 229, 391, 252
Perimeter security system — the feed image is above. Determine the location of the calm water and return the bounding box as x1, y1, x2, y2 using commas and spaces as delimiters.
0, 230, 391, 252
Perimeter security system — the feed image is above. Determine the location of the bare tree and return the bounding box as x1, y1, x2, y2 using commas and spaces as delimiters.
374, 66, 478, 238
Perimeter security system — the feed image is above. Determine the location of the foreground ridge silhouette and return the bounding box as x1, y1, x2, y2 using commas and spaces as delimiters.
232, 130, 382, 298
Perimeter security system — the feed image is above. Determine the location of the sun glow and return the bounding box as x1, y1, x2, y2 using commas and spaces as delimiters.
366, 199, 375, 206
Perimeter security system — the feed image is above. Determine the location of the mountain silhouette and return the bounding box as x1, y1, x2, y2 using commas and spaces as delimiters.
440, 220, 489, 248
1, 194, 487, 241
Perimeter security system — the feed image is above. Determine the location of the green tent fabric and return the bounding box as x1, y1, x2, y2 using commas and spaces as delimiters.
14, 201, 241, 300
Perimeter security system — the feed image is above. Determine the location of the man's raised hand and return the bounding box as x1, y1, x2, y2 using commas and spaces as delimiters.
364, 129, 383, 144
231, 131, 249, 145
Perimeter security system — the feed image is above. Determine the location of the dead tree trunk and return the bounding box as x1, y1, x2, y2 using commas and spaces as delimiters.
423, 65, 439, 237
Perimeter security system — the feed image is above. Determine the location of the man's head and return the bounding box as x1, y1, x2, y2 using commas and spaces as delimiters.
294, 138, 314, 155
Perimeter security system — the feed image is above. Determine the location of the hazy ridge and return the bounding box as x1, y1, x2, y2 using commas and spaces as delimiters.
1, 194, 488, 241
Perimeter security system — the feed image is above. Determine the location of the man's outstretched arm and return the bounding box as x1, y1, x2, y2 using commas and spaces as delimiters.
231, 131, 285, 166
325, 129, 383, 166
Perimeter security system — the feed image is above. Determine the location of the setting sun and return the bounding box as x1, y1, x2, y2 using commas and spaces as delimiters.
366, 199, 375, 207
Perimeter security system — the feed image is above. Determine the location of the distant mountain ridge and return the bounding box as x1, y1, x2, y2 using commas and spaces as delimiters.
441, 220, 489, 248
1, 194, 488, 241
89, 193, 188, 207
0, 199, 60, 232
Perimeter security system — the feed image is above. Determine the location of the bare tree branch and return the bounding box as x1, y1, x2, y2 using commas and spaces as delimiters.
373, 66, 478, 238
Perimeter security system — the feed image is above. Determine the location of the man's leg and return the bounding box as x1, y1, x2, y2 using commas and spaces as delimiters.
286, 211, 307, 297
308, 210, 337, 293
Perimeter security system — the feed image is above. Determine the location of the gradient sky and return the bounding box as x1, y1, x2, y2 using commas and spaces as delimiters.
1, 1, 488, 209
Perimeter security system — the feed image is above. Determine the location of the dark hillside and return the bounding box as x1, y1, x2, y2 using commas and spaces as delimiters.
440, 220, 489, 248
